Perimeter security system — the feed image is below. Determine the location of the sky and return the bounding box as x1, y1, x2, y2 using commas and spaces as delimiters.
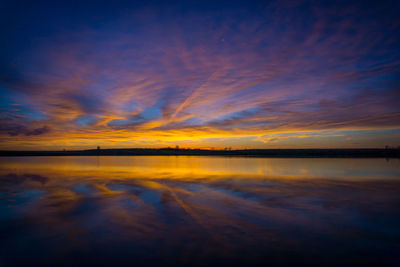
0, 0, 399, 150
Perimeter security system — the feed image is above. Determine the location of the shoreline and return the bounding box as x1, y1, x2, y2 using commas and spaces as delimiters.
1, 148, 399, 158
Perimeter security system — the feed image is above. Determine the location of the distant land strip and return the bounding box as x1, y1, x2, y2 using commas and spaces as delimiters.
0, 148, 399, 158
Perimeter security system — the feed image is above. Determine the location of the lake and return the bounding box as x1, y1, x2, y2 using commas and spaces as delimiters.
0, 156, 399, 266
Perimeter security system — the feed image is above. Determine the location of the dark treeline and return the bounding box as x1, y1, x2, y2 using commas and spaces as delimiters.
0, 148, 399, 158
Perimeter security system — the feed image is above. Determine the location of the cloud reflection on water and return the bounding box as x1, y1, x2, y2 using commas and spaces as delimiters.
0, 156, 399, 266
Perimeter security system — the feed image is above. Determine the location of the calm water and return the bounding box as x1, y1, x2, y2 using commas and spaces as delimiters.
0, 156, 399, 266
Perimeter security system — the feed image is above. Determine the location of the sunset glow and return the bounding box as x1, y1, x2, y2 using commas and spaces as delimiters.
1, 0, 399, 150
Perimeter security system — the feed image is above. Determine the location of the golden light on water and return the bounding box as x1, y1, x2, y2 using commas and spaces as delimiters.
1, 156, 399, 265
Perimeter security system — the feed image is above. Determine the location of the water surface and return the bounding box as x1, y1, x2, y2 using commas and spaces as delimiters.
0, 156, 399, 266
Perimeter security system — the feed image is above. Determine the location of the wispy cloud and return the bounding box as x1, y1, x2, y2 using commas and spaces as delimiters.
0, 0, 399, 149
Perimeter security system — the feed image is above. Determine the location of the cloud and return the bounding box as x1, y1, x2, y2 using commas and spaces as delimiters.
6, 125, 51, 136
0, 0, 399, 149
